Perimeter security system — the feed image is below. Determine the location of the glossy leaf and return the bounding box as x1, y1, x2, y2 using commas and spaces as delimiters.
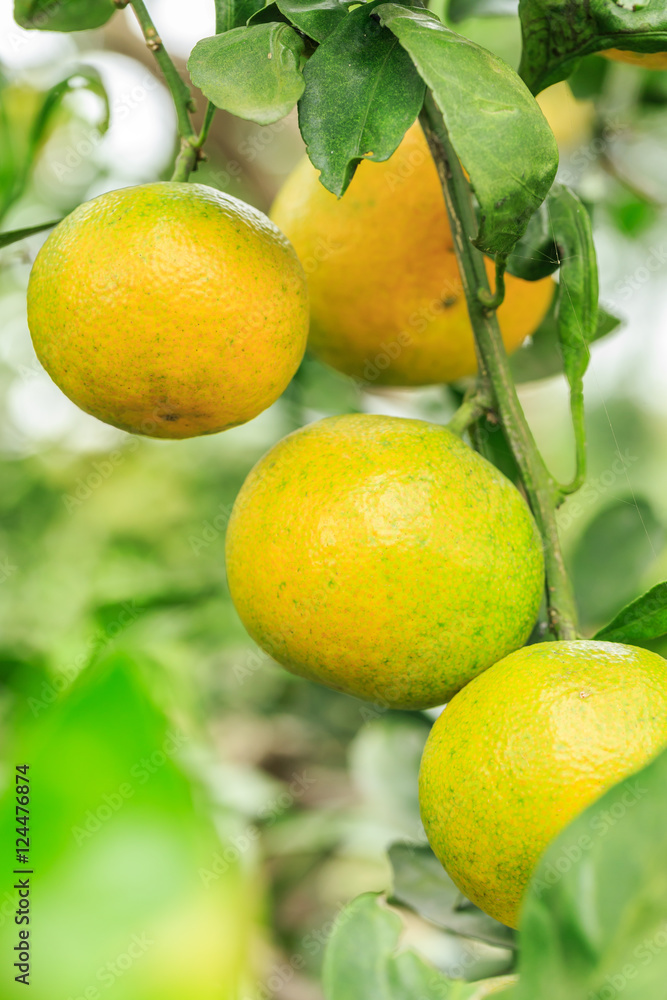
276, 0, 347, 41
14, 0, 116, 31
388, 843, 516, 949
510, 303, 621, 384
595, 581, 667, 643
448, 0, 518, 21
519, 0, 667, 94
512, 745, 667, 1000
0, 219, 60, 249
376, 4, 558, 254
215, 0, 264, 31
570, 498, 664, 629
298, 0, 425, 196
322, 891, 514, 1000
188, 23, 306, 125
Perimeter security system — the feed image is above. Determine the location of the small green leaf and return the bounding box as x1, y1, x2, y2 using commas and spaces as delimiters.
510, 303, 621, 384
376, 4, 559, 255
570, 498, 664, 630
513, 745, 667, 1000
0, 219, 60, 249
14, 0, 116, 31
388, 843, 516, 949
518, 0, 667, 94
215, 0, 264, 31
323, 891, 498, 1000
188, 23, 306, 125
276, 0, 347, 41
448, 0, 519, 22
594, 581, 667, 643
298, 0, 425, 197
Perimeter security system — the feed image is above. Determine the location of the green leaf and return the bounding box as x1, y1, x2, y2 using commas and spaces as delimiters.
448, 0, 519, 22
322, 892, 512, 1000
215, 0, 264, 31
388, 843, 516, 949
0, 219, 60, 249
188, 23, 306, 125
594, 581, 667, 643
298, 0, 426, 197
510, 303, 621, 384
376, 4, 559, 255
247, 2, 291, 25
0, 67, 109, 220
513, 744, 667, 1000
518, 0, 667, 95
276, 0, 347, 41
14, 0, 116, 31
570, 498, 664, 630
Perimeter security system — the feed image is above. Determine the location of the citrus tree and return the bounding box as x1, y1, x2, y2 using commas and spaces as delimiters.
4, 0, 667, 998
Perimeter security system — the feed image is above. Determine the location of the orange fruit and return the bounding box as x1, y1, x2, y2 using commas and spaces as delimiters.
270, 122, 554, 386
419, 640, 667, 928
602, 49, 667, 69
28, 182, 308, 439
225, 413, 544, 710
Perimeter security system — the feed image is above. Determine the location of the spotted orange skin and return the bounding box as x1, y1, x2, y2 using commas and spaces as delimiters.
602, 48, 667, 69
28, 183, 309, 439
419, 640, 667, 928
225, 414, 544, 710
270, 124, 554, 386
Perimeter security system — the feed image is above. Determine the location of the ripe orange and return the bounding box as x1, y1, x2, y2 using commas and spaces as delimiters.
270, 123, 554, 386
28, 183, 308, 438
602, 49, 667, 69
419, 640, 667, 928
225, 413, 544, 709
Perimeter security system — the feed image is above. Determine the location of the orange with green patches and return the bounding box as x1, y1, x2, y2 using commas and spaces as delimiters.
225, 413, 544, 709
27, 183, 308, 439
419, 640, 667, 929
270, 123, 554, 386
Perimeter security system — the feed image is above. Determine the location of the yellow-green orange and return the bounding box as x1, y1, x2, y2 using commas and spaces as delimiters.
225, 414, 544, 709
270, 123, 554, 386
602, 48, 667, 69
419, 640, 667, 929
28, 182, 308, 439
536, 82, 594, 149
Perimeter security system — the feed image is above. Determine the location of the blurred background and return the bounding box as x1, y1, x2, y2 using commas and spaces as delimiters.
1, 1, 667, 997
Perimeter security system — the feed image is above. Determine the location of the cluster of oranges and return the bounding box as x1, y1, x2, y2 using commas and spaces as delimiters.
27, 84, 667, 929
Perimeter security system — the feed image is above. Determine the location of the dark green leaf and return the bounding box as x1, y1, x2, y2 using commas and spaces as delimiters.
276, 0, 347, 41
510, 303, 621, 384
448, 0, 519, 22
247, 2, 291, 25
14, 0, 116, 31
513, 745, 667, 1000
388, 843, 516, 949
570, 498, 664, 630
376, 4, 558, 255
0, 219, 60, 249
188, 23, 306, 125
322, 891, 512, 999
215, 0, 264, 31
518, 0, 667, 95
595, 581, 667, 643
298, 0, 425, 197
